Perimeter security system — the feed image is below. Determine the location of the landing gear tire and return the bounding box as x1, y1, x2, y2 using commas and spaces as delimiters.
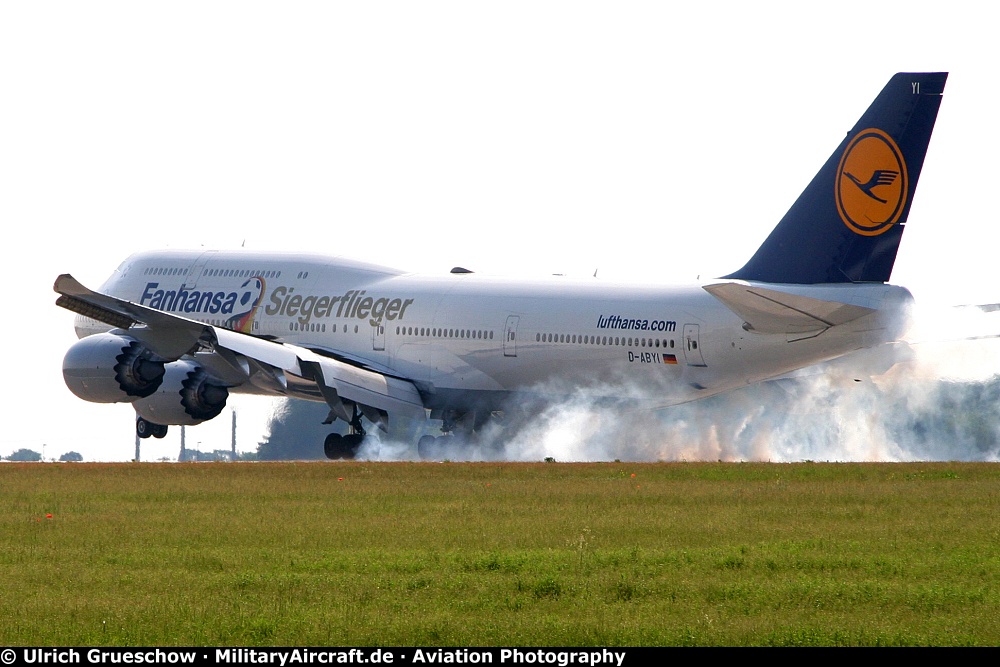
343, 433, 365, 451
417, 434, 464, 460
324, 433, 361, 460
417, 435, 437, 459
137, 417, 169, 439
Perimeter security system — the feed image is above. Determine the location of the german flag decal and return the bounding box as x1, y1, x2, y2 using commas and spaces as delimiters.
835, 128, 908, 237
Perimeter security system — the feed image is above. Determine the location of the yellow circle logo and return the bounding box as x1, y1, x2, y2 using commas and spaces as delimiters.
835, 128, 908, 236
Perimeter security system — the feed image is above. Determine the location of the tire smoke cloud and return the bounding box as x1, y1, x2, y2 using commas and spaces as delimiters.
360, 303, 1000, 463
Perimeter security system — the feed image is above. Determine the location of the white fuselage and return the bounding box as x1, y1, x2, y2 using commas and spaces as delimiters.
77, 249, 912, 412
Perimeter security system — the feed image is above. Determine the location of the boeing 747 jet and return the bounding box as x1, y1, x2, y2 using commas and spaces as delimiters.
55, 72, 948, 458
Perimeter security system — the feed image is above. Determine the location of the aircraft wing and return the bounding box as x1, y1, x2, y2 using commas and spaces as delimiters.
703, 282, 876, 334
54, 274, 426, 424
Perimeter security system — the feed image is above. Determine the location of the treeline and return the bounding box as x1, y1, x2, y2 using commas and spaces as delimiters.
3, 449, 83, 462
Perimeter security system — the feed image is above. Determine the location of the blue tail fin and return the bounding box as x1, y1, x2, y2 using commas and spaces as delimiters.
725, 72, 947, 284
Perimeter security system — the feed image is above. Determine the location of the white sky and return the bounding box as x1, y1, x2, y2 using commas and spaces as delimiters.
2, 1, 997, 461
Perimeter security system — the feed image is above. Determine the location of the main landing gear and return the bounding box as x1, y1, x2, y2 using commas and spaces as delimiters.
323, 403, 368, 460
416, 409, 502, 459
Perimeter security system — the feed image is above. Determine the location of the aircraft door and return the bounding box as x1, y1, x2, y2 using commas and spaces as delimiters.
683, 324, 707, 367
503, 315, 520, 357
373, 323, 386, 351
184, 250, 217, 288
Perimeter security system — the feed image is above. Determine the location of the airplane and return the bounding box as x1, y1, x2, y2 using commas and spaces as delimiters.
55, 72, 948, 459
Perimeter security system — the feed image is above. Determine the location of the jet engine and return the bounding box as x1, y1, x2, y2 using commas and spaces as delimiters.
131, 362, 229, 426
63, 332, 229, 426
62, 332, 166, 403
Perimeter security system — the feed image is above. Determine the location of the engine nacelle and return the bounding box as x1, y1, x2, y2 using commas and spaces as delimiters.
132, 361, 230, 426
63, 333, 166, 404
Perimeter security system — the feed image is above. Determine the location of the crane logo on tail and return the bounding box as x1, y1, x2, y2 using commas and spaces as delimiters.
835, 128, 908, 236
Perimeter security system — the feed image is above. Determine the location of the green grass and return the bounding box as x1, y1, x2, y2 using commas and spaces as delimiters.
2, 461, 1000, 645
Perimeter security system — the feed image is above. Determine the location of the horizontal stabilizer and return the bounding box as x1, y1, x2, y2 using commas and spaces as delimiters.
704, 282, 876, 334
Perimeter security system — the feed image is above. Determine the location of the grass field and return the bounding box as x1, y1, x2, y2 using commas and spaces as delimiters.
2, 461, 1000, 646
